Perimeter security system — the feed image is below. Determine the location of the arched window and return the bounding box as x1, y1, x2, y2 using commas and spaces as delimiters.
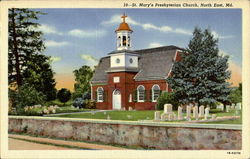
97, 87, 104, 102
137, 85, 145, 102
152, 85, 160, 102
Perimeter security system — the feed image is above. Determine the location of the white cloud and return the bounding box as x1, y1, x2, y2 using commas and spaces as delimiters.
50, 56, 62, 63
149, 42, 164, 48
212, 31, 234, 39
68, 29, 106, 38
80, 54, 99, 68
102, 14, 192, 35
38, 24, 63, 35
45, 40, 69, 47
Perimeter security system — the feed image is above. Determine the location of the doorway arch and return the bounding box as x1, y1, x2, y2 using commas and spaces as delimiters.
112, 89, 121, 110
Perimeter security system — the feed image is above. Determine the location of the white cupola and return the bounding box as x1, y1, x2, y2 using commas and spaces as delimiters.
115, 13, 133, 51
107, 13, 139, 73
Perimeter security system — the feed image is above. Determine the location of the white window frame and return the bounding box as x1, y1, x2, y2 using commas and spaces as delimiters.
137, 85, 145, 102
97, 87, 104, 102
152, 84, 160, 102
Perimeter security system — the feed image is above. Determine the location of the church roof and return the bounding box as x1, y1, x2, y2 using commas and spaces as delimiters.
91, 45, 184, 84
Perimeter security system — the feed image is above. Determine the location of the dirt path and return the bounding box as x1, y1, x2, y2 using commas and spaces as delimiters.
9, 138, 73, 150
9, 134, 127, 150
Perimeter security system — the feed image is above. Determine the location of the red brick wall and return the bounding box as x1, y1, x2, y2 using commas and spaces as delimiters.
92, 73, 167, 110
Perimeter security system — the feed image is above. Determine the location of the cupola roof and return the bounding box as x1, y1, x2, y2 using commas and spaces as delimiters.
115, 13, 133, 32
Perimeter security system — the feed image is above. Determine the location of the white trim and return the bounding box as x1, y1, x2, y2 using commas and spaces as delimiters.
152, 84, 160, 102
97, 87, 104, 102
137, 85, 145, 102
90, 83, 93, 100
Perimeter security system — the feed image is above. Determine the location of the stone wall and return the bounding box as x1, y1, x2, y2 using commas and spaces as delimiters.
8, 116, 242, 150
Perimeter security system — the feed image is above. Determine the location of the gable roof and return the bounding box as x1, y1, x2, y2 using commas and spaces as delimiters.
91, 45, 184, 84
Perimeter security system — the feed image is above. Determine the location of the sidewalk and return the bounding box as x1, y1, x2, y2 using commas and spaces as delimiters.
9, 134, 128, 150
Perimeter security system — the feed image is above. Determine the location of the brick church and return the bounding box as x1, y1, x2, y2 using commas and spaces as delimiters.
90, 14, 183, 110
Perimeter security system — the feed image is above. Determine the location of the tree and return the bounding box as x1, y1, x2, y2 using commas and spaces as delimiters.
22, 54, 57, 101
229, 83, 242, 104
57, 88, 71, 104
72, 65, 93, 99
8, 9, 57, 101
9, 8, 46, 87
167, 27, 231, 106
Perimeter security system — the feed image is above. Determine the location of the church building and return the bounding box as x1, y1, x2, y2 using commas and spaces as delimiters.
90, 14, 184, 110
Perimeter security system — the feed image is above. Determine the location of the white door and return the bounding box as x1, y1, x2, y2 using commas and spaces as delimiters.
113, 89, 121, 110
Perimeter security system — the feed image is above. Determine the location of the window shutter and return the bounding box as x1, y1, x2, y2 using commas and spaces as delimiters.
144, 90, 147, 101
133, 90, 137, 102
149, 89, 152, 102
95, 91, 97, 101
103, 91, 107, 102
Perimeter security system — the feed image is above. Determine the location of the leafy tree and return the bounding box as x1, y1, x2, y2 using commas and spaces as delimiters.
9, 83, 45, 114
8, 9, 57, 101
156, 92, 179, 110
8, 8, 46, 87
229, 83, 242, 104
22, 54, 57, 101
167, 27, 231, 106
57, 88, 71, 104
72, 65, 93, 99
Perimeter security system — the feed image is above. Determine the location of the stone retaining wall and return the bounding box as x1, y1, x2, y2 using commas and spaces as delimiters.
8, 116, 242, 150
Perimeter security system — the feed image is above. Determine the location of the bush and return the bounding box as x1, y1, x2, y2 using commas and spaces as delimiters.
156, 91, 179, 110
8, 84, 46, 114
83, 92, 91, 100
85, 99, 96, 109
72, 98, 86, 108
57, 88, 71, 104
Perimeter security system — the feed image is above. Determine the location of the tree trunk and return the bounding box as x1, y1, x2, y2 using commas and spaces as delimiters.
11, 8, 22, 87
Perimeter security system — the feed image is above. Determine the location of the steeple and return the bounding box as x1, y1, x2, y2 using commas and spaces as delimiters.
115, 13, 133, 50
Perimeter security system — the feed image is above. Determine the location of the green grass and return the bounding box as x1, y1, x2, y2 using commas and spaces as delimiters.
55, 106, 94, 114
45, 99, 73, 107
52, 108, 242, 124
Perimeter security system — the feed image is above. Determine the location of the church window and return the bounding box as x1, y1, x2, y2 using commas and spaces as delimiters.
137, 85, 145, 102
97, 87, 104, 102
116, 58, 120, 63
129, 58, 133, 64
122, 36, 126, 46
152, 85, 160, 102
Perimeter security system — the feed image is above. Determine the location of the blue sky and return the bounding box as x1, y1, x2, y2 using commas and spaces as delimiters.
34, 9, 242, 90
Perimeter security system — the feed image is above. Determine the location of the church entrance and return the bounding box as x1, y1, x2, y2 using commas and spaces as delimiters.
112, 89, 121, 110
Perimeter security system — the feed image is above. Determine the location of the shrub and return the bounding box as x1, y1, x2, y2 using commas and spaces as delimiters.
8, 84, 46, 114
72, 98, 86, 108
85, 99, 96, 109
83, 92, 91, 100
156, 91, 179, 110
57, 88, 71, 104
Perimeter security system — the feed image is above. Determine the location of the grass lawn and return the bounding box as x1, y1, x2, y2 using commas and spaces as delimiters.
52, 108, 242, 124
55, 106, 94, 114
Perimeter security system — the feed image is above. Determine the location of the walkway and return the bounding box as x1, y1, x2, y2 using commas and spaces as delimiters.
9, 138, 73, 150
9, 134, 127, 150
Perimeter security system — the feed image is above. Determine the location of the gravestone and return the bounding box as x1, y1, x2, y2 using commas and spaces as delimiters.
186, 105, 191, 120
168, 113, 174, 121
154, 111, 161, 121
236, 103, 242, 110
128, 107, 133, 111
226, 105, 230, 112
127, 115, 132, 119
173, 113, 177, 121
161, 113, 168, 121
193, 106, 199, 120
107, 115, 111, 120
164, 104, 173, 114
199, 105, 205, 117
211, 114, 217, 120
178, 106, 183, 120
204, 107, 210, 120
